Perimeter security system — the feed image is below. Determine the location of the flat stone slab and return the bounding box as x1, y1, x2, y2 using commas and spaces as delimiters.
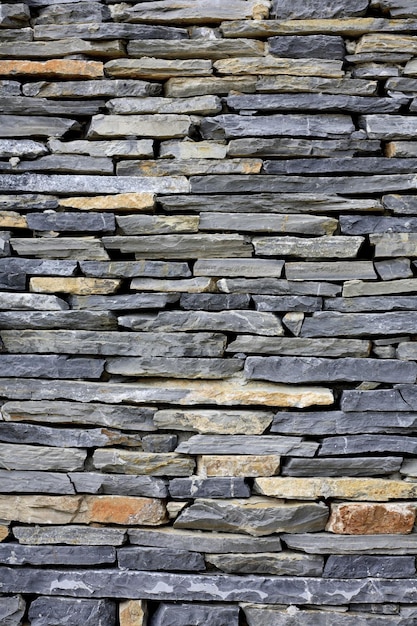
169, 478, 250, 499
28, 597, 116, 626
323, 555, 416, 578
176, 435, 319, 457
118, 547, 205, 572
0, 595, 25, 626
206, 551, 323, 576
283, 533, 417, 555
14, 526, 127, 546
301, 311, 417, 337
0, 544, 115, 566
154, 409, 273, 435
150, 603, 239, 626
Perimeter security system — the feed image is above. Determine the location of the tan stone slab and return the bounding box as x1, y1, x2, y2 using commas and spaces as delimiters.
214, 56, 344, 78
198, 455, 281, 477
60, 193, 155, 212
116, 215, 199, 235
105, 58, 212, 79
0, 59, 103, 79
93, 450, 195, 477
326, 502, 416, 534
119, 158, 262, 177
0, 211, 26, 228
255, 477, 417, 500
165, 76, 257, 98
356, 33, 417, 54
0, 525, 9, 542
87, 114, 192, 139
120, 600, 147, 626
155, 410, 273, 435
160, 141, 227, 160
30, 277, 121, 295
371, 233, 417, 257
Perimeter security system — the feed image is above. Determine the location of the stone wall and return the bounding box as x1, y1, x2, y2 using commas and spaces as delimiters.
1, 0, 417, 624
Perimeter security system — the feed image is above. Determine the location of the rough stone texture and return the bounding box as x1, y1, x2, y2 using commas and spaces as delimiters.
197, 455, 281, 477
176, 435, 319, 457
169, 477, 250, 499
207, 551, 323, 576
0, 596, 25, 626
118, 547, 205, 572
120, 600, 147, 626
154, 409, 272, 434
14, 525, 127, 546
28, 597, 116, 626
326, 503, 416, 535
150, 603, 239, 626
92, 450, 195, 476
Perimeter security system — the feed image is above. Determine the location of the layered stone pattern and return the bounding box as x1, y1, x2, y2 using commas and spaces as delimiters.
2, 0, 417, 624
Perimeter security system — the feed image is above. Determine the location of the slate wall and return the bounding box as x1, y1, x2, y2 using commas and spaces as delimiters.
2, 0, 417, 624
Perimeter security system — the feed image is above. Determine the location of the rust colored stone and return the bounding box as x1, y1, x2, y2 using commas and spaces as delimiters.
326, 502, 416, 535
0, 60, 103, 79
85, 496, 168, 526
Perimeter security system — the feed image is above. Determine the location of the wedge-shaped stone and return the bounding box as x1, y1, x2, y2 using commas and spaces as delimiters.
324, 554, 416, 578
117, 158, 262, 177
174, 497, 328, 536
33, 23, 188, 41
200, 213, 337, 235
0, 595, 25, 626
88, 114, 192, 139
118, 547, 204, 572
214, 56, 343, 77
360, 114, 417, 140
30, 277, 121, 295
198, 455, 281, 477
0, 443, 86, 471
254, 236, 363, 258
104, 234, 251, 258
0, 330, 225, 357
242, 605, 409, 625
14, 525, 126, 546
112, 0, 269, 23
128, 38, 264, 59
106, 357, 242, 379
180, 293, 250, 311
80, 261, 189, 279
270, 0, 368, 18
0, 545, 115, 566
320, 434, 417, 456
117, 215, 198, 234
50, 139, 153, 159
207, 551, 323, 576
228, 336, 369, 357
26, 211, 115, 232
176, 435, 319, 457
282, 457, 402, 477
24, 79, 161, 98
0, 470, 74, 494
0, 59, 103, 79
286, 262, 376, 281
70, 293, 178, 311
105, 58, 212, 79
93, 450, 195, 477
0, 292, 68, 311
268, 34, 345, 59
327, 503, 416, 535
108, 95, 221, 116
0, 115, 77, 137
169, 477, 250, 499
0, 139, 47, 159
0, 3, 30, 28
69, 473, 167, 498
154, 409, 273, 435
118, 311, 283, 336
257, 76, 378, 95
0, 311, 116, 330
371, 233, 417, 257
194, 259, 283, 278
302, 311, 417, 337
165, 76, 257, 97
29, 598, 116, 626
0, 39, 125, 59
255, 477, 417, 500
11, 237, 109, 260
0, 376, 333, 408
1, 400, 155, 432
0, 355, 104, 379
245, 356, 417, 384
343, 278, 417, 297
151, 603, 238, 626
219, 279, 340, 296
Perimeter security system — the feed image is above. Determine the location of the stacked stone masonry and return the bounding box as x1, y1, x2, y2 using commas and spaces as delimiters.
5, 0, 417, 623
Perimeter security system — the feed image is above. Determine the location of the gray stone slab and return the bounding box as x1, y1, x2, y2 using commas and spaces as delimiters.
285, 262, 377, 281
0, 293, 68, 311
49, 138, 153, 158
24, 79, 161, 98
242, 605, 408, 625
268, 35, 345, 59
80, 261, 190, 279
325, 296, 417, 312
33, 23, 187, 40
92, 449, 194, 477
0, 470, 74, 494
341, 389, 414, 412
281, 457, 402, 477
0, 39, 125, 59
219, 279, 341, 296
0, 3, 30, 28
228, 336, 369, 357
270, 0, 368, 18
11, 237, 109, 260
341, 215, 417, 234
0, 544, 115, 566
199, 213, 337, 235
342, 277, 417, 297
228, 136, 380, 158
106, 357, 243, 379
0, 80, 21, 95
383, 194, 417, 214
118, 547, 205, 572
265, 157, 417, 175
360, 114, 417, 140
379, 0, 417, 16
0, 273, 26, 291
0, 139, 47, 158
26, 212, 115, 232
128, 38, 264, 59
207, 551, 323, 576
169, 478, 250, 499
0, 355, 104, 379
34, 2, 109, 24
103, 234, 251, 258
301, 312, 417, 337
254, 236, 364, 259
193, 258, 284, 278
283, 533, 417, 555
0, 97, 105, 117
0, 443, 86, 471
371, 233, 417, 257
253, 296, 322, 312
319, 435, 417, 455
14, 526, 126, 546
88, 114, 192, 139
0, 311, 116, 331
273, 410, 417, 435
0, 195, 58, 211
245, 356, 417, 384
1, 400, 156, 431
0, 113, 77, 137
115, 214, 199, 235
28, 597, 116, 626
375, 258, 412, 280
142, 434, 177, 453
174, 497, 328, 535
0, 330, 226, 357
180, 294, 251, 310
0, 28, 33, 41
69, 473, 167, 498
150, 603, 239, 626
0, 596, 25, 626
70, 293, 178, 311
324, 556, 416, 579
176, 435, 318, 457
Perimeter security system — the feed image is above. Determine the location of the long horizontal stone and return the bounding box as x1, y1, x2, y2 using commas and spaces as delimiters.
116, 215, 199, 234
286, 262, 376, 280
1, 400, 156, 431
118, 547, 205, 572
341, 388, 417, 412
245, 356, 417, 384
103, 234, 252, 258
88, 114, 192, 139
0, 174, 189, 194
386, 141, 417, 157
27, 212, 114, 232
30, 277, 120, 295
80, 261, 190, 279
214, 56, 343, 78
0, 355, 104, 379
0, 59, 103, 79
33, 23, 188, 40
227, 93, 403, 113
0, 330, 226, 357
319, 434, 417, 456
371, 233, 417, 257
265, 156, 417, 175
194, 259, 284, 278
0, 3, 30, 27
117, 311, 284, 336
0, 544, 115, 566
273, 410, 417, 435
281, 457, 402, 477
242, 605, 410, 625
0, 443, 86, 471
117, 158, 262, 177
0, 377, 334, 407
3, 155, 114, 175
207, 551, 323, 576
151, 603, 238, 626
128, 38, 264, 59
0, 470, 74, 494
325, 296, 417, 311
92, 450, 195, 477
29, 598, 116, 626
0, 96, 105, 117
341, 215, 417, 234
218, 279, 341, 296
174, 497, 328, 535
301, 311, 417, 337
108, 95, 221, 116
199, 213, 337, 235
160, 139, 227, 159
69, 473, 167, 498
0, 311, 116, 330
176, 435, 319, 457
24, 79, 161, 98
69, 293, 179, 311
324, 555, 416, 578
256, 75, 378, 96
105, 58, 212, 79
49, 139, 154, 159
14, 525, 127, 546
11, 237, 108, 261
106, 357, 243, 379
0, 39, 125, 59
0, 115, 77, 137
0, 292, 68, 310
283, 533, 417, 554
180, 294, 250, 311
0, 138, 47, 158
228, 336, 370, 357
255, 477, 417, 500
169, 478, 251, 499
230, 136, 380, 158
165, 76, 258, 97
252, 296, 322, 312
0, 194, 59, 211
154, 409, 273, 435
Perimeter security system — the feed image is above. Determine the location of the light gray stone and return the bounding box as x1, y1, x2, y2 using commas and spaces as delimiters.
229, 93, 404, 113
325, 296, 417, 312
199, 213, 337, 235
103, 234, 251, 258
176, 435, 318, 457
0, 293, 68, 310
0, 544, 115, 566
26, 212, 114, 232
218, 279, 341, 296
128, 38, 264, 59
0, 115, 78, 137
341, 215, 417, 234
227, 336, 369, 357
14, 526, 126, 546
106, 357, 243, 379
0, 139, 46, 158
207, 551, 323, 576
116, 214, 199, 235
360, 114, 417, 139
254, 236, 365, 258
34, 2, 109, 24
49, 138, 153, 158
69, 473, 167, 498
88, 114, 192, 139
92, 449, 195, 477
228, 136, 380, 158
0, 443, 86, 471
108, 95, 221, 116
0, 595, 25, 626
253, 296, 322, 312
302, 311, 417, 337
283, 533, 417, 554
80, 261, 190, 279
169, 478, 250, 499
11, 237, 109, 260
112, 0, 267, 23
0, 311, 116, 330
23, 79, 161, 98
28, 597, 116, 626
371, 233, 417, 258
0, 470, 74, 494
286, 262, 376, 280
242, 605, 408, 626
341, 277, 417, 297
270, 0, 368, 18
105, 58, 212, 79
118, 547, 205, 572
0, 97, 105, 117
0, 39, 125, 59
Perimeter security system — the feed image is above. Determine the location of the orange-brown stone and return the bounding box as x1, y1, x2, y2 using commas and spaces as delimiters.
0, 60, 103, 79
0, 525, 9, 542
85, 496, 168, 526
326, 503, 416, 535
119, 600, 147, 626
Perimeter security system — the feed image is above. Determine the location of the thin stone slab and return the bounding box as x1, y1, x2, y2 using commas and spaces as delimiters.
92, 450, 195, 477
324, 555, 416, 579
341, 388, 417, 412
0, 293, 68, 311
49, 139, 153, 158
0, 355, 105, 380
24, 79, 161, 98
150, 603, 238, 626
88, 114, 192, 139
283, 533, 417, 555
1, 400, 156, 431
265, 157, 417, 175
169, 478, 250, 499
273, 410, 417, 435
0, 195, 59, 211
370, 233, 417, 257
130, 278, 215, 293
0, 311, 116, 330
0, 139, 47, 158
228, 137, 380, 158
0, 39, 125, 59
213, 56, 344, 78
108, 95, 221, 115
281, 458, 402, 477
242, 605, 409, 625
253, 296, 322, 312
33, 23, 188, 40
207, 551, 323, 576
0, 544, 115, 566
118, 547, 205, 572
69, 473, 167, 498
11, 237, 109, 261
180, 294, 251, 310
0, 596, 25, 626
285, 262, 376, 281
270, 0, 368, 18
111, 0, 268, 23
128, 38, 264, 59
0, 97, 106, 117
116, 215, 199, 235
28, 597, 116, 626
325, 296, 417, 312
360, 114, 417, 139
26, 212, 114, 232
160, 139, 227, 159
227, 93, 403, 113
256, 76, 378, 95
228, 336, 369, 357
0, 115, 77, 137
117, 158, 261, 177
174, 497, 329, 535
301, 311, 417, 337
70, 294, 179, 311
341, 216, 417, 234
165, 76, 258, 97
14, 526, 126, 546
319, 435, 417, 456
154, 409, 273, 435
106, 357, 243, 379
218, 279, 341, 296
199, 213, 337, 235
80, 261, 190, 279
105, 58, 212, 79
176, 435, 319, 457
342, 279, 417, 297
268, 35, 345, 59
0, 470, 74, 494
103, 234, 252, 258
33, 2, 109, 24
0, 443, 86, 471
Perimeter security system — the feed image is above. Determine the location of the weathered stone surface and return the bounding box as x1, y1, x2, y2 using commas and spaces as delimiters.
154, 409, 272, 435
0, 59, 103, 80
11, 237, 109, 261
383, 194, 417, 214
120, 600, 147, 626
0, 330, 225, 357
281, 457, 402, 477
375, 258, 412, 280
107, 94, 220, 116
116, 215, 198, 234
207, 551, 323, 576
256, 76, 378, 95
160, 139, 226, 159
0, 138, 46, 158
69, 473, 167, 498
0, 3, 30, 28
165, 75, 257, 97
228, 136, 381, 157
342, 278, 417, 297
0, 311, 116, 330
386, 141, 417, 156
270, 0, 368, 18
360, 114, 417, 140
14, 526, 126, 546
105, 58, 212, 79
320, 435, 417, 456
397, 343, 417, 359
324, 555, 416, 578
268, 34, 345, 59
104, 234, 251, 258
29, 597, 116, 626
88, 114, 192, 139
150, 603, 239, 626
1, 400, 156, 431
169, 477, 250, 499
176, 435, 319, 457
174, 497, 328, 535
0, 28, 33, 42
254, 235, 364, 258
341, 388, 417, 412
0, 39, 125, 59
93, 450, 195, 477
253, 296, 322, 312
301, 311, 417, 337
214, 56, 343, 78
118, 310, 283, 336
286, 262, 376, 281
142, 435, 177, 454
27, 211, 114, 232
325, 295, 417, 311
0, 115, 78, 137
194, 259, 284, 279
117, 157, 262, 177
70, 293, 178, 311
342, 215, 417, 234
200, 213, 337, 235
228, 336, 369, 357
112, 0, 269, 23
0, 292, 68, 311
327, 503, 416, 535
180, 294, 251, 310
242, 605, 409, 625
0, 544, 115, 566
50, 139, 153, 159
80, 260, 189, 279
0, 470, 74, 494
0, 595, 25, 626
118, 547, 204, 572
106, 357, 242, 379
219, 279, 341, 296
33, 2, 109, 24
198, 455, 281, 478
128, 38, 264, 59
245, 356, 417, 383
0, 443, 86, 471
0, 257, 76, 276
371, 233, 417, 257
30, 277, 121, 296
34, 23, 188, 41
266, 156, 417, 175
24, 79, 160, 98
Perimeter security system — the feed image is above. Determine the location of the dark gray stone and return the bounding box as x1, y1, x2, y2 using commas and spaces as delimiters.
127, 38, 264, 60
0, 273, 26, 291
33, 23, 188, 40
325, 296, 417, 312
0, 4, 30, 28
206, 551, 323, 576
319, 435, 417, 456
268, 35, 345, 59
301, 312, 417, 337
227, 136, 380, 158
281, 457, 402, 477
142, 434, 177, 453
218, 279, 341, 296
227, 94, 405, 113
28, 597, 116, 626
150, 603, 239, 626
0, 39, 125, 59
70, 293, 179, 311
0, 355, 104, 379
80, 260, 190, 279
253, 296, 322, 312
176, 435, 318, 457
324, 556, 416, 579
0, 544, 115, 566
180, 294, 251, 311
0, 97, 106, 117
118, 547, 205, 572
383, 194, 417, 214
271, 0, 368, 18
242, 605, 408, 625
264, 158, 417, 175
169, 478, 250, 499
23, 79, 161, 98
378, 0, 417, 16
0, 311, 116, 330
0, 194, 58, 211
103, 234, 251, 258
245, 356, 417, 384
34, 2, 110, 24
27, 212, 115, 232
341, 389, 413, 412
69, 473, 168, 498
0, 596, 25, 626
375, 258, 412, 280
0, 115, 78, 138
283, 533, 417, 554
228, 336, 370, 357
14, 525, 126, 546
340, 215, 417, 234
0, 470, 74, 494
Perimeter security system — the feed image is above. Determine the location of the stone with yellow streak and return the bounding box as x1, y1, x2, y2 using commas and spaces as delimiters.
120, 600, 147, 626
117, 158, 262, 177
154, 409, 273, 435
214, 56, 343, 78
355, 33, 417, 54
0, 525, 9, 542
0, 60, 103, 79
198, 455, 281, 477
254, 477, 417, 500
326, 502, 417, 534
0, 211, 26, 228
59, 192, 155, 212
30, 277, 121, 295
93, 450, 195, 476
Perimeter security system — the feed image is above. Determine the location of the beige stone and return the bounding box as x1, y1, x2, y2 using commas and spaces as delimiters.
0, 525, 9, 542
371, 233, 417, 257
198, 455, 281, 477
356, 33, 417, 54
0, 495, 86, 524
117, 215, 199, 235
0, 211, 26, 228
59, 193, 155, 212
214, 56, 343, 78
120, 600, 147, 626
254, 477, 417, 501
165, 76, 257, 98
343, 278, 417, 297
326, 502, 416, 534
0, 59, 103, 79
155, 409, 273, 435
30, 277, 121, 295
93, 450, 195, 476
220, 18, 398, 38
105, 58, 212, 79
119, 158, 262, 177
160, 141, 227, 160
